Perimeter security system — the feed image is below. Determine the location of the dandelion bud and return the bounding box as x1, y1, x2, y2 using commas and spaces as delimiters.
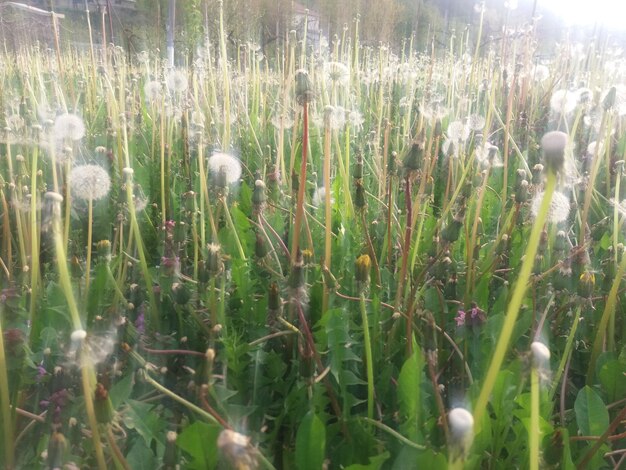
441, 216, 463, 243
577, 271, 595, 298
255, 233, 268, 259
163, 430, 179, 468
388, 151, 397, 176
96, 240, 111, 260
94, 382, 115, 424
403, 139, 424, 172
354, 179, 367, 210
206, 243, 223, 276
531, 164, 544, 185
172, 282, 191, 305
530, 341, 550, 367
217, 429, 258, 470
252, 180, 266, 210
47, 431, 67, 469
70, 256, 83, 279
353, 154, 364, 180
355, 254, 371, 287
448, 407, 474, 461
554, 230, 568, 252
603, 86, 617, 111
295, 69, 314, 104
541, 131, 568, 174
267, 282, 282, 328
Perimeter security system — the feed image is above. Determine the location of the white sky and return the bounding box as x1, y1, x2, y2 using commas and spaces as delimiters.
539, 0, 626, 29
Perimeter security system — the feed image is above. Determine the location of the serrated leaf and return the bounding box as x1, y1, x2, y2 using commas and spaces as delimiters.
177, 421, 221, 470
109, 373, 134, 409
295, 411, 326, 470
574, 386, 609, 436
122, 400, 165, 448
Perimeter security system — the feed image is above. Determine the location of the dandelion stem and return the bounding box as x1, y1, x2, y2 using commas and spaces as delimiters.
85, 197, 93, 292
0, 304, 15, 469
360, 294, 375, 422
473, 170, 556, 433
587, 246, 626, 382
529, 366, 540, 470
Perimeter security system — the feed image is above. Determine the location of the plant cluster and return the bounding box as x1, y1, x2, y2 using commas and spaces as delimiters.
0, 5, 625, 469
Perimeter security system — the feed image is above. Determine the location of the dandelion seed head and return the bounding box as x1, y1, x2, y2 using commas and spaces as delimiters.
348, 109, 364, 129
449, 407, 474, 441
208, 152, 242, 184
531, 190, 570, 223
324, 61, 350, 86
550, 89, 577, 115
166, 69, 188, 93
531, 341, 551, 364
467, 113, 485, 132
144, 80, 162, 102
270, 110, 295, 130
53, 113, 85, 141
312, 186, 333, 207
69, 164, 112, 201
447, 120, 470, 142
70, 329, 87, 342
530, 64, 550, 83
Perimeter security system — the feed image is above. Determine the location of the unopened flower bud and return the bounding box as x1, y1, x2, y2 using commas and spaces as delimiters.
541, 131, 568, 174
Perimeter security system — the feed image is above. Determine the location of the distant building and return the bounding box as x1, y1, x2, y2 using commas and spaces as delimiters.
25, 0, 136, 11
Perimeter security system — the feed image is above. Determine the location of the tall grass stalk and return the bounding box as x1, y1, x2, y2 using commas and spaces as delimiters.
360, 293, 374, 422
47, 193, 106, 470
473, 170, 556, 431
529, 366, 540, 470
0, 304, 15, 469
587, 245, 626, 382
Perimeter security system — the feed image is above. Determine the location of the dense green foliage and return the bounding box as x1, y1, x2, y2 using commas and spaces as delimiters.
0, 3, 626, 469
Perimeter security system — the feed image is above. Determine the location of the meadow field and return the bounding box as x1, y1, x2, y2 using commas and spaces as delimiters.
0, 4, 625, 469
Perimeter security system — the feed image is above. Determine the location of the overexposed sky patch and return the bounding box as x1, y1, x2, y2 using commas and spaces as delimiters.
538, 0, 626, 29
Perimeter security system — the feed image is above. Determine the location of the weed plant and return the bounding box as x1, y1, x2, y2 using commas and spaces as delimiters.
0, 6, 626, 469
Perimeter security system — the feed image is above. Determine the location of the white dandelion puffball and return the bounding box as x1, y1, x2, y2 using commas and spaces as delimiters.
208, 152, 242, 184
449, 407, 474, 442
166, 69, 188, 93
312, 187, 333, 208
144, 80, 162, 102
550, 89, 577, 115
467, 113, 485, 132
447, 120, 470, 142
324, 61, 350, 86
70, 164, 112, 201
531, 190, 570, 223
530, 64, 550, 83
531, 341, 551, 364
53, 113, 85, 141
70, 329, 87, 342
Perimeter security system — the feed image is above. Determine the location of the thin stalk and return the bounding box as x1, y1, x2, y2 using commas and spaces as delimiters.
529, 367, 540, 470
48, 195, 106, 470
360, 294, 374, 422
124, 170, 160, 330
221, 198, 246, 260
85, 197, 93, 292
549, 306, 581, 400
291, 101, 309, 262
587, 246, 626, 381
473, 171, 557, 432
0, 304, 15, 469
